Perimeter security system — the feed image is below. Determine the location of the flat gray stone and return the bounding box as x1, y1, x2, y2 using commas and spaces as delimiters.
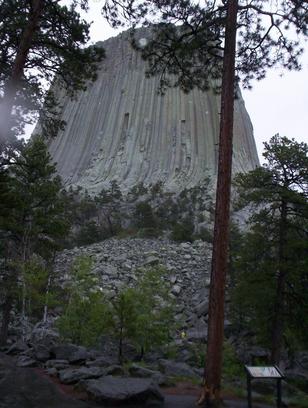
51, 344, 89, 363
34, 344, 51, 362
195, 300, 209, 317
143, 256, 160, 266
59, 366, 106, 384
45, 359, 69, 369
6, 341, 29, 355
16, 355, 37, 368
158, 359, 197, 378
86, 356, 117, 367
129, 364, 166, 384
83, 376, 164, 405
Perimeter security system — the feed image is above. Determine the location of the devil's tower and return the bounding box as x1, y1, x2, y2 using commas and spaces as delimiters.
47, 30, 259, 194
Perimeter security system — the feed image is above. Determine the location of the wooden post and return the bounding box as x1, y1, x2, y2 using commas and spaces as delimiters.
247, 375, 252, 408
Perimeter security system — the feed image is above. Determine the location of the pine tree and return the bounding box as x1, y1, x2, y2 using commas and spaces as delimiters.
233, 135, 308, 363
0, 0, 104, 145
0, 136, 69, 344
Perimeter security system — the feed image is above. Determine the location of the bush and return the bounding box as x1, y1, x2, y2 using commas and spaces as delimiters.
134, 201, 157, 229
57, 256, 112, 346
222, 342, 244, 381
171, 219, 194, 242
194, 227, 213, 243
74, 221, 109, 246
110, 266, 176, 362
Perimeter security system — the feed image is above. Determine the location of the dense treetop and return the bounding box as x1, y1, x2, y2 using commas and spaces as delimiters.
0, 0, 104, 142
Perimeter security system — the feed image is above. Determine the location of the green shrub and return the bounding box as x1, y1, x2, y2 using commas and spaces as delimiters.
171, 219, 194, 242
57, 256, 112, 346
134, 201, 157, 229
74, 221, 110, 246
222, 342, 244, 381
110, 266, 176, 362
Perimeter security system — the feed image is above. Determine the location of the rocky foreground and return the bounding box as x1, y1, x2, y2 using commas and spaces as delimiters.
2, 237, 308, 407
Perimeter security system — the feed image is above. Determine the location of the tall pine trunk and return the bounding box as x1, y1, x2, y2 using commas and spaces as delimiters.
198, 0, 238, 404
0, 0, 44, 146
271, 200, 288, 364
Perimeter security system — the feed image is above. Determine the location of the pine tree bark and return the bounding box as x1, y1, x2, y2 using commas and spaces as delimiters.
198, 0, 238, 404
271, 199, 288, 364
0, 0, 44, 146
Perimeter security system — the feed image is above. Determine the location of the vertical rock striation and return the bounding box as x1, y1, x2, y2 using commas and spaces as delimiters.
47, 30, 259, 194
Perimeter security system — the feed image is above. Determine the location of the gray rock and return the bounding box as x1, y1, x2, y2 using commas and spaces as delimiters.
6, 340, 29, 355
143, 256, 160, 266
158, 359, 197, 378
204, 278, 211, 287
50, 344, 88, 363
51, 344, 78, 360
82, 376, 164, 405
46, 367, 58, 377
128, 364, 166, 384
68, 347, 90, 364
195, 300, 209, 317
180, 243, 191, 250
45, 28, 259, 196
34, 344, 51, 362
186, 326, 208, 341
45, 359, 69, 369
102, 264, 118, 276
16, 355, 37, 368
170, 275, 177, 284
86, 356, 117, 367
0, 352, 92, 408
30, 325, 59, 345
59, 366, 106, 384
105, 364, 126, 376
171, 285, 181, 296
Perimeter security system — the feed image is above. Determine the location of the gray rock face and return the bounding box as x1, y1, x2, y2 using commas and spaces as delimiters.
82, 376, 164, 405
46, 30, 259, 194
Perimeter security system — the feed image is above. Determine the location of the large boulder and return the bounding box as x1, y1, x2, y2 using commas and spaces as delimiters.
128, 364, 166, 385
30, 324, 60, 346
16, 355, 37, 368
158, 359, 197, 378
59, 367, 106, 384
0, 353, 94, 408
86, 356, 117, 368
33, 344, 51, 362
50, 344, 89, 363
45, 359, 69, 370
6, 340, 29, 355
82, 376, 164, 406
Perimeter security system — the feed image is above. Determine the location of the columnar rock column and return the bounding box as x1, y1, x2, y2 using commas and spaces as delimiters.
47, 30, 259, 194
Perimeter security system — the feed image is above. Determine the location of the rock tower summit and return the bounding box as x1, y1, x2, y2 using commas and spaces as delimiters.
47, 30, 259, 194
